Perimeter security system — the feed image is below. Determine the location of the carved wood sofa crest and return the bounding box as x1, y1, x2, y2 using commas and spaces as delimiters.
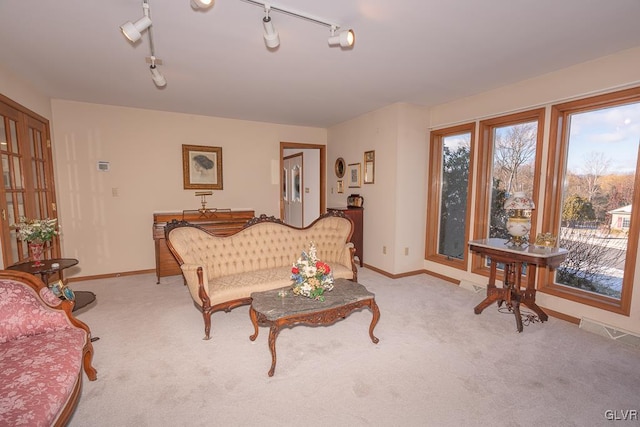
165, 211, 357, 339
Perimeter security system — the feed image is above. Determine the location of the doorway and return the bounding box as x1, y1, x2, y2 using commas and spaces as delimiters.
0, 94, 59, 268
280, 142, 326, 226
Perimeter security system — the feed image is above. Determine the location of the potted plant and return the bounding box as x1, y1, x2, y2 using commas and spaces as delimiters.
12, 217, 58, 267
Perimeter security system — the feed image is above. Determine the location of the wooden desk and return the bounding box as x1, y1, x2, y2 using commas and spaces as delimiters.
153, 209, 255, 283
469, 238, 568, 332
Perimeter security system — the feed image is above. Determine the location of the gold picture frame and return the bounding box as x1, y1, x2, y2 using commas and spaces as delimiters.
364, 150, 375, 184
182, 144, 223, 190
348, 163, 361, 188
337, 180, 344, 193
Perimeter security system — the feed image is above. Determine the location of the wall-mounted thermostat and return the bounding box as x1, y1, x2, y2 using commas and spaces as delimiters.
97, 161, 110, 172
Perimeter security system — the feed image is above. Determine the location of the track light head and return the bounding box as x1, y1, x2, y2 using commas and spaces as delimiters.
120, 15, 152, 43
328, 27, 355, 48
262, 14, 280, 49
191, 0, 214, 10
149, 64, 167, 87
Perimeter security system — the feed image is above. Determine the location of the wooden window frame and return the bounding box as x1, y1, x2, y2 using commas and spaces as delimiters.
425, 122, 476, 270
540, 87, 640, 315
471, 108, 545, 277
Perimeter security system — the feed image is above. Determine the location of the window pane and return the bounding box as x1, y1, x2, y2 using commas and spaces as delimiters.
438, 133, 471, 259
556, 102, 640, 299
488, 121, 538, 239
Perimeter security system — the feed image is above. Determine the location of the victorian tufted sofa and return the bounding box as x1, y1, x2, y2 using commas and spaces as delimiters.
165, 211, 357, 339
0, 270, 97, 426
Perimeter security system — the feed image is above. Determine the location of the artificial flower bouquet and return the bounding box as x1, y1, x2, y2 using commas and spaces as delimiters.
291, 242, 334, 301
12, 216, 58, 243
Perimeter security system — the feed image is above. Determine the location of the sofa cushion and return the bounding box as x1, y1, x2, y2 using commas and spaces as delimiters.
202, 263, 355, 306
0, 328, 86, 427
0, 279, 71, 344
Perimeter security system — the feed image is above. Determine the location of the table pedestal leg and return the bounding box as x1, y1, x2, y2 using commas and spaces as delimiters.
267, 324, 281, 377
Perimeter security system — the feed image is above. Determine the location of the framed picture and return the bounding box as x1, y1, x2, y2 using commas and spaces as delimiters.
182, 144, 223, 190
337, 180, 344, 193
348, 163, 361, 188
335, 157, 346, 178
364, 150, 375, 184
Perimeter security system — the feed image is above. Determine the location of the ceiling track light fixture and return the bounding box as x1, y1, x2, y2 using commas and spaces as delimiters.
237, 0, 355, 49
149, 56, 167, 88
191, 0, 214, 10
262, 5, 280, 49
328, 25, 355, 48
120, 0, 152, 43
120, 0, 167, 88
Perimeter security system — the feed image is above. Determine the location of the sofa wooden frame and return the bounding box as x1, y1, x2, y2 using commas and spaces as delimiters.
165, 211, 357, 340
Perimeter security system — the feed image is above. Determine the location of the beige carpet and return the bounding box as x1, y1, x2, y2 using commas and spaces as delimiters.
68, 268, 640, 426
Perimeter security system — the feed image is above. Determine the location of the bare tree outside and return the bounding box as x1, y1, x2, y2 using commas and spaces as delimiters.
493, 122, 537, 195
581, 151, 611, 202
556, 105, 639, 299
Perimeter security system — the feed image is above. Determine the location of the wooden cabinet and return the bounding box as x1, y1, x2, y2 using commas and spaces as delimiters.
152, 209, 255, 283
327, 207, 363, 267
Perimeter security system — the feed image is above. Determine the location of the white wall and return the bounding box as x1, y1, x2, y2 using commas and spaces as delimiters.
328, 103, 429, 273
50, 100, 326, 277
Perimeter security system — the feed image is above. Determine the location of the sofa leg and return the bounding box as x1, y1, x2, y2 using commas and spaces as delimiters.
203, 312, 212, 340
83, 347, 98, 381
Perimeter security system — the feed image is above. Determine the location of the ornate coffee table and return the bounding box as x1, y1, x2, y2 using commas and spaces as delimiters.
249, 278, 380, 376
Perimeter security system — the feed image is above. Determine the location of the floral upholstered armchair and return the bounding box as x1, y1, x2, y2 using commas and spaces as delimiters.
0, 270, 97, 426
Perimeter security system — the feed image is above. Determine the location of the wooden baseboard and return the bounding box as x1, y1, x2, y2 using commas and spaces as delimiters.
67, 269, 155, 283
362, 264, 460, 285
541, 307, 580, 325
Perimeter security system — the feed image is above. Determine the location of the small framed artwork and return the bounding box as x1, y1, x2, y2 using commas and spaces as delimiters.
182, 144, 223, 190
337, 180, 344, 193
335, 157, 346, 178
364, 150, 375, 184
348, 163, 361, 188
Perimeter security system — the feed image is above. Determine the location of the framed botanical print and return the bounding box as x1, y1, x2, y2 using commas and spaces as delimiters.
348, 163, 361, 188
182, 144, 223, 190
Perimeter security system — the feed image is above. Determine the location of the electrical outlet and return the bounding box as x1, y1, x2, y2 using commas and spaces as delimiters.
112, 188, 119, 197
383, 246, 387, 254
404, 247, 409, 256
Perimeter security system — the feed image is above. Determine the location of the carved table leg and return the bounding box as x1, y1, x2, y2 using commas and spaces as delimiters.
368, 299, 380, 344
267, 324, 281, 377
249, 307, 259, 341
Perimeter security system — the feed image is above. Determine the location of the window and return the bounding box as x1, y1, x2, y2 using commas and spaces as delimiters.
426, 123, 475, 269
472, 109, 545, 274
542, 87, 640, 314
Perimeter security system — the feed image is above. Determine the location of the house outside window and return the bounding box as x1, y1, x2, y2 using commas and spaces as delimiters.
541, 87, 640, 314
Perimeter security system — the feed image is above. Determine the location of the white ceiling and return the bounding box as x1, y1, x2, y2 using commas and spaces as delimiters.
1, 0, 640, 128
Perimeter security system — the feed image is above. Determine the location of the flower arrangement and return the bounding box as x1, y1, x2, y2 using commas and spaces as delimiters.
12, 216, 58, 243
291, 242, 334, 301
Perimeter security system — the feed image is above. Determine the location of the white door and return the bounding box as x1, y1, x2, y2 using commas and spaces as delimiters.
283, 153, 303, 227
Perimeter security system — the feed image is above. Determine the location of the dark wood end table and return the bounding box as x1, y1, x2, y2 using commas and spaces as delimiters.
8, 258, 96, 313
469, 238, 568, 332
7, 258, 79, 286
249, 278, 380, 376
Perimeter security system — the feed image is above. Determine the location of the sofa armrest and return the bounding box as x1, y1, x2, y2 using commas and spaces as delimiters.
180, 264, 209, 305
339, 242, 355, 267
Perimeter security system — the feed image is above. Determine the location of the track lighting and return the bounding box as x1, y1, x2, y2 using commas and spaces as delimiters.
149, 65, 167, 87
262, 6, 279, 49
191, 0, 214, 10
120, 2, 152, 43
149, 57, 167, 87
328, 26, 355, 48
